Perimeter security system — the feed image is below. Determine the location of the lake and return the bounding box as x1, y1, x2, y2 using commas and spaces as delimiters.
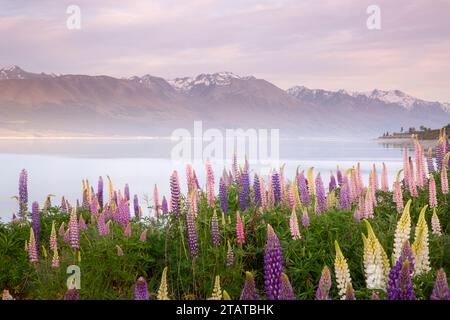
0, 137, 413, 221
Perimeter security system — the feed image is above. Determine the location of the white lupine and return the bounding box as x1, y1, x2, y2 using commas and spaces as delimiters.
334, 241, 353, 299
392, 199, 412, 263
412, 205, 431, 275
431, 208, 442, 236
362, 220, 390, 290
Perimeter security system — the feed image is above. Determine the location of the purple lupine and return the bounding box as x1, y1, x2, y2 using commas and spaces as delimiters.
264, 225, 284, 300
280, 273, 296, 300
240, 272, 259, 300
170, 171, 181, 218
116, 197, 131, 228
436, 143, 444, 172
133, 194, 139, 218
426, 148, 435, 174
161, 196, 168, 215
431, 269, 450, 300
387, 241, 415, 300
134, 277, 150, 300
186, 211, 199, 258
97, 176, 103, 208
211, 211, 221, 247
238, 173, 248, 212
97, 214, 108, 236
18, 169, 28, 218
64, 288, 79, 300
253, 174, 261, 207
219, 177, 228, 214
340, 183, 350, 210
31, 201, 40, 250
316, 266, 332, 300
226, 242, 234, 267
314, 173, 327, 214
90, 195, 99, 216
297, 171, 310, 206
124, 183, 130, 202
271, 172, 281, 205
336, 166, 343, 186
242, 169, 250, 200
329, 174, 337, 192
301, 210, 310, 227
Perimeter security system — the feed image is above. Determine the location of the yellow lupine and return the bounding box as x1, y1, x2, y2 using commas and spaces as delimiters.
334, 240, 352, 299
209, 275, 222, 300
412, 205, 431, 275
157, 267, 170, 300
392, 199, 412, 263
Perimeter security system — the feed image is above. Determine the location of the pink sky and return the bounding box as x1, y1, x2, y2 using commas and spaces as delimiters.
1, 0, 450, 102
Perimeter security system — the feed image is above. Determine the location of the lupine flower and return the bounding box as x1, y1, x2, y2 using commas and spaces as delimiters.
226, 241, 234, 267
441, 156, 449, 194
412, 205, 431, 275
429, 174, 437, 208
279, 165, 287, 206
134, 277, 150, 300
50, 221, 57, 251
289, 208, 301, 240
314, 173, 327, 214
59, 222, 65, 238
97, 214, 108, 237
186, 211, 199, 258
336, 165, 343, 186
63, 228, 70, 243
186, 164, 195, 193
189, 190, 198, 217
124, 183, 130, 202
264, 224, 284, 300
391, 260, 416, 300
307, 167, 315, 195
297, 171, 310, 206
340, 183, 351, 211
280, 273, 296, 300
381, 162, 389, 192
435, 140, 445, 172
97, 176, 103, 208
232, 151, 239, 183
123, 223, 132, 237
334, 241, 353, 299
236, 211, 245, 245
240, 272, 259, 300
301, 209, 310, 227
431, 208, 442, 236
116, 245, 124, 256
392, 199, 412, 263
78, 215, 87, 231
64, 288, 79, 300
28, 227, 38, 263
219, 177, 228, 214
267, 173, 274, 208
329, 173, 337, 192
393, 170, 404, 214
409, 159, 418, 197
403, 148, 410, 187
32, 201, 40, 250
371, 292, 380, 300
60, 196, 68, 213
238, 171, 249, 212
427, 147, 435, 174
363, 187, 374, 219
362, 220, 390, 290
157, 267, 170, 300
430, 269, 450, 300
69, 208, 79, 249
139, 229, 147, 242
272, 172, 281, 205
388, 241, 414, 300
206, 160, 215, 208
90, 195, 99, 216
253, 174, 261, 207
51, 247, 60, 268
18, 169, 28, 218
260, 177, 267, 209
345, 283, 356, 300
133, 194, 139, 218
161, 196, 168, 215
211, 210, 221, 247
316, 266, 331, 300
170, 171, 181, 218
153, 184, 160, 217
210, 275, 222, 300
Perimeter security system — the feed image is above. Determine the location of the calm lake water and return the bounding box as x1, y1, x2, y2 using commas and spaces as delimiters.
0, 137, 412, 221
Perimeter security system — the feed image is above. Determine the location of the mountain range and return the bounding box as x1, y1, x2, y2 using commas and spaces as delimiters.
0, 65, 448, 138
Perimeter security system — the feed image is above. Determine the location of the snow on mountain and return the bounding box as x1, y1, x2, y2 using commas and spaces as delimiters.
0, 65, 56, 80
167, 72, 255, 93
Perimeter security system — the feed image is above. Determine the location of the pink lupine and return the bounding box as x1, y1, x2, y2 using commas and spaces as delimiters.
393, 175, 404, 214
431, 210, 442, 236
364, 188, 374, 219
280, 165, 286, 207
139, 229, 148, 242
267, 173, 274, 208
260, 177, 267, 210
206, 160, 215, 208
78, 215, 87, 231
409, 159, 418, 197
123, 223, 132, 237
403, 148, 410, 187
69, 208, 79, 249
289, 209, 301, 240
186, 164, 195, 192
153, 184, 160, 217
28, 228, 38, 263
381, 162, 389, 192
236, 211, 245, 245
429, 175, 437, 208
190, 190, 198, 217
59, 222, 65, 238
372, 164, 379, 191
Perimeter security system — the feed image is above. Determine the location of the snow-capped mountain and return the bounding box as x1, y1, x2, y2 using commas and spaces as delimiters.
167, 72, 255, 93
0, 66, 449, 137
0, 65, 55, 80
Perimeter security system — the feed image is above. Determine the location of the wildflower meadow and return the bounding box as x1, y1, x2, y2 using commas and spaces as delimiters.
1, 132, 449, 301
